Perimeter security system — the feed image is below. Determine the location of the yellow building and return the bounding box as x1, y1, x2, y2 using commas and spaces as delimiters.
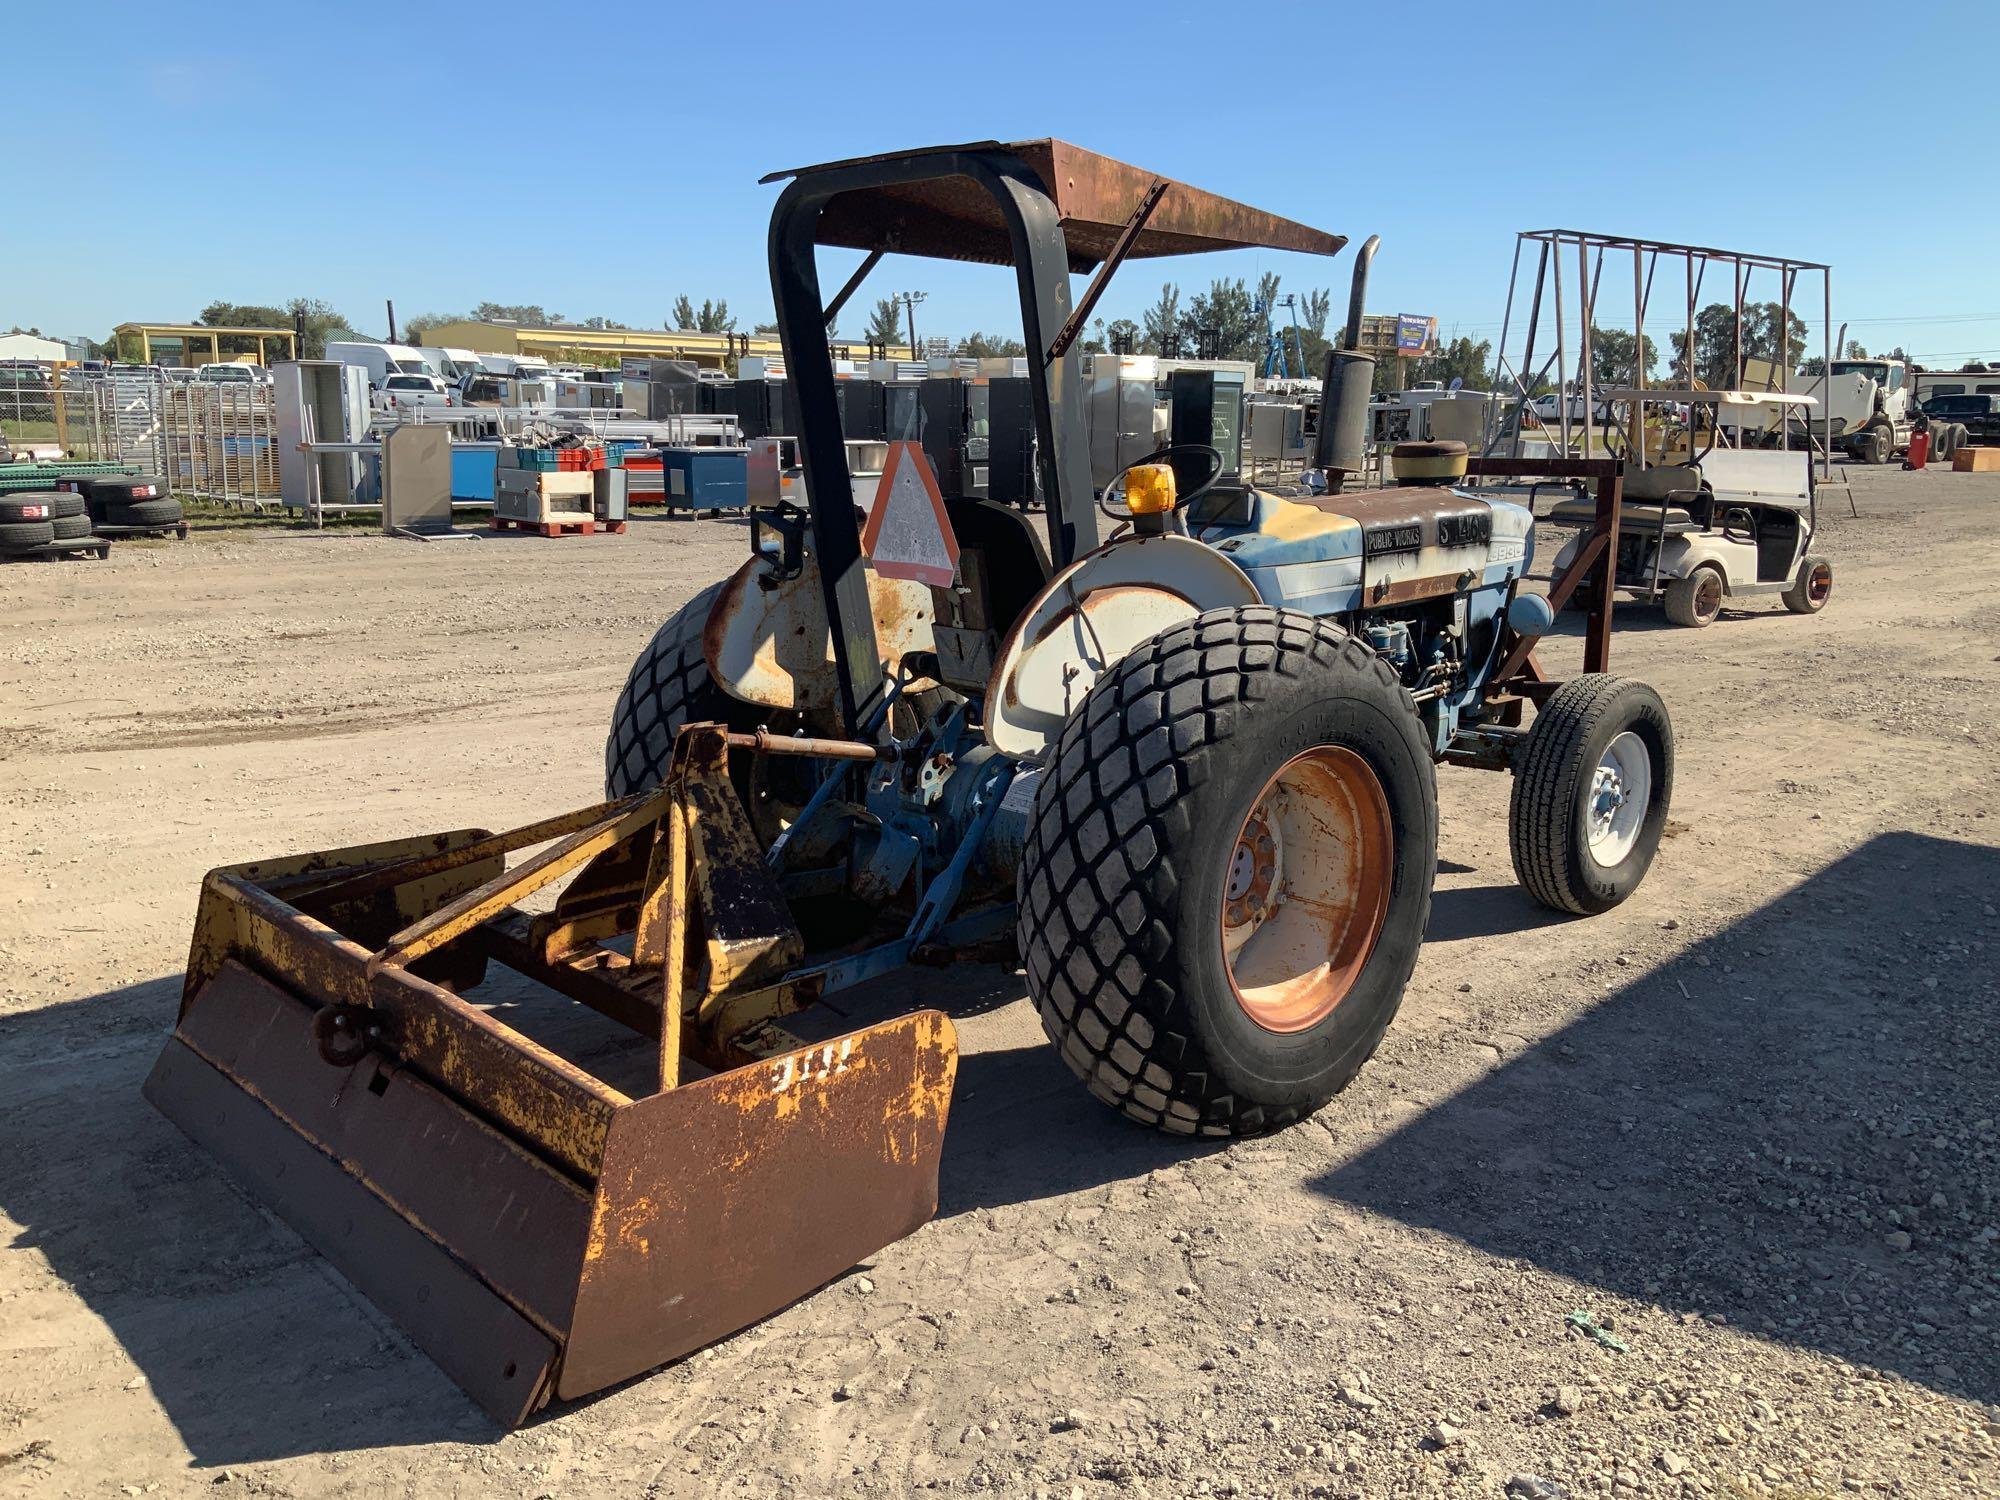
113, 322, 298, 367
419, 321, 911, 370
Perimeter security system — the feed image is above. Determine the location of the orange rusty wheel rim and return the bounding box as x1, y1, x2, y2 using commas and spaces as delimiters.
1220, 745, 1393, 1033
1807, 562, 1832, 605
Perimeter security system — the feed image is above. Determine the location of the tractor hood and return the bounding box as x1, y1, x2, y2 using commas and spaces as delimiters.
1204, 489, 1533, 617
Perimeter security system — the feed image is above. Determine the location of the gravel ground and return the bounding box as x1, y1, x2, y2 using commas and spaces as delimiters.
1, 469, 1996, 1499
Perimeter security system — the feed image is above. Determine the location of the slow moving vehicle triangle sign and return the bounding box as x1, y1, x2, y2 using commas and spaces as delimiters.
862, 441, 960, 589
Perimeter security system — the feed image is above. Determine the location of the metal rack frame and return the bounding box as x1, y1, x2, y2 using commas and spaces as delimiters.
1484, 230, 1833, 483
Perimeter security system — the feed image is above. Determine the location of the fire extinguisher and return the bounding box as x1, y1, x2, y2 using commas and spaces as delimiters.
1906, 417, 1931, 470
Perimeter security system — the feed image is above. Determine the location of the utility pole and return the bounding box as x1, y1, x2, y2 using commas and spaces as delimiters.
385, 299, 398, 344
898, 290, 927, 361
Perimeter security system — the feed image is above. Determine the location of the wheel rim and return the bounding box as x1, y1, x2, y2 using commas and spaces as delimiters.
1221, 746, 1392, 1034
1695, 570, 1722, 619
1806, 563, 1832, 605
1586, 730, 1652, 866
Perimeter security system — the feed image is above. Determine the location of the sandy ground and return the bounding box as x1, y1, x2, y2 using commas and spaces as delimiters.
2, 470, 1997, 1500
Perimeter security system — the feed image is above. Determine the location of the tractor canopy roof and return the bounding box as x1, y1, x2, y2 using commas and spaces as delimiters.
761, 139, 1345, 270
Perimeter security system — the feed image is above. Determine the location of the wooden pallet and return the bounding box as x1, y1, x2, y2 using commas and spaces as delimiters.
490, 515, 615, 538
2, 537, 112, 563
95, 521, 190, 540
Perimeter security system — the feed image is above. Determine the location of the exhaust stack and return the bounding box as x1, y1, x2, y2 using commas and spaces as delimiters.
1310, 233, 1380, 488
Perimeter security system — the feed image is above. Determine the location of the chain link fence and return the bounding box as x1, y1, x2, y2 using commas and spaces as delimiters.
0, 369, 280, 506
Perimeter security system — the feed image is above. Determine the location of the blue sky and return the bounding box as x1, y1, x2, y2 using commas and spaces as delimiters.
9, 2, 1999, 367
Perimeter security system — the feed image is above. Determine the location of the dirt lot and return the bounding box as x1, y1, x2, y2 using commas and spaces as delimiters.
3, 468, 1997, 1500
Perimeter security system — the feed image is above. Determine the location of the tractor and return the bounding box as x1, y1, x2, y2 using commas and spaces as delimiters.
145, 140, 1673, 1425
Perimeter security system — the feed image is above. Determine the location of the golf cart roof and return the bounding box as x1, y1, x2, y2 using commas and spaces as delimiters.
762, 139, 1346, 270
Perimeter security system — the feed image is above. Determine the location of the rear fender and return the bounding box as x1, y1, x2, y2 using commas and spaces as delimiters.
984, 533, 1260, 757
703, 552, 938, 716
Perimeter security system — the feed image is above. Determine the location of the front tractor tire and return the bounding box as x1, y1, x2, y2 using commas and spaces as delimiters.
1509, 674, 1674, 916
1018, 608, 1437, 1138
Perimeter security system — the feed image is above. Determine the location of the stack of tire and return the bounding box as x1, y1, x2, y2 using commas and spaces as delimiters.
0, 490, 93, 557
58, 473, 181, 532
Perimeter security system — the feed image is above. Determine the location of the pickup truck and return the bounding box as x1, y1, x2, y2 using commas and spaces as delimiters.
376, 373, 455, 413
1921, 394, 2000, 447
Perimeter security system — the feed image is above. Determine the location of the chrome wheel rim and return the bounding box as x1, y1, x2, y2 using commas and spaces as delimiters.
1586, 730, 1651, 866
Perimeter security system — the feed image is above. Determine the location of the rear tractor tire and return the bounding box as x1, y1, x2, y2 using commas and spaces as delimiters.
1662, 565, 1724, 628
605, 580, 739, 798
605, 578, 825, 854
1509, 673, 1674, 915
1782, 554, 1834, 614
1018, 607, 1437, 1138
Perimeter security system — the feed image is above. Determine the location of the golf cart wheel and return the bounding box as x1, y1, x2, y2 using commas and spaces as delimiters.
1509, 673, 1674, 916
1662, 566, 1723, 628
1018, 607, 1436, 1138
1783, 554, 1834, 614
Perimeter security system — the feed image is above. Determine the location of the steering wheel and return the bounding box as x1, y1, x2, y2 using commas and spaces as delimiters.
1097, 443, 1224, 521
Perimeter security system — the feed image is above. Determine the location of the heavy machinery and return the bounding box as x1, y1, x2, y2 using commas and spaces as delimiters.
1731, 355, 1964, 465
146, 139, 1673, 1426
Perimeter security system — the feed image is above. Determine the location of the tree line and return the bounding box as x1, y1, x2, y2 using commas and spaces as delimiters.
151, 289, 1848, 394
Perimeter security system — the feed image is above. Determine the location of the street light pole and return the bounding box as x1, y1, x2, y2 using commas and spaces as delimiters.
899, 290, 927, 361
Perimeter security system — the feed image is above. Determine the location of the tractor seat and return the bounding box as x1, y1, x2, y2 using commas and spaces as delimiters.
1547, 496, 1701, 535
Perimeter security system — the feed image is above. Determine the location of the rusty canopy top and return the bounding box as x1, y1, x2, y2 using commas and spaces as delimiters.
762, 139, 1346, 270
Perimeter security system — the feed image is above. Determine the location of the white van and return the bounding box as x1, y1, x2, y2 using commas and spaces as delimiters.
415, 346, 485, 384
326, 341, 432, 390
475, 353, 553, 379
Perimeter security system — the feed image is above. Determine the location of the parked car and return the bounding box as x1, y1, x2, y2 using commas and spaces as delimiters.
0, 363, 55, 422
457, 374, 510, 407
1530, 391, 1612, 425
193, 362, 270, 387
377, 373, 454, 412
1921, 393, 2000, 446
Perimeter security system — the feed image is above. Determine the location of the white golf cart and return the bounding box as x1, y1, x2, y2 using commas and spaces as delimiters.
1546, 389, 1834, 629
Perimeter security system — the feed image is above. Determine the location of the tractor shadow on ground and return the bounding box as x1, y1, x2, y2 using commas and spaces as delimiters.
1426, 882, 1572, 942
800, 959, 1227, 1217
938, 1035, 1228, 1218
0, 976, 491, 1465
1314, 830, 2000, 1410
0, 959, 1211, 1465
1531, 602, 1779, 638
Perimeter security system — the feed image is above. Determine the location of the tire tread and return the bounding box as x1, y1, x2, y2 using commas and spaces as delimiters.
1021, 606, 1428, 1139
1508, 673, 1664, 914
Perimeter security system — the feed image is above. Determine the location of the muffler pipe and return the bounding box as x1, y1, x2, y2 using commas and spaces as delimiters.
1311, 234, 1380, 487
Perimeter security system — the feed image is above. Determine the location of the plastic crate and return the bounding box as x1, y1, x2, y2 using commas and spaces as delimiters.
0, 460, 138, 495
